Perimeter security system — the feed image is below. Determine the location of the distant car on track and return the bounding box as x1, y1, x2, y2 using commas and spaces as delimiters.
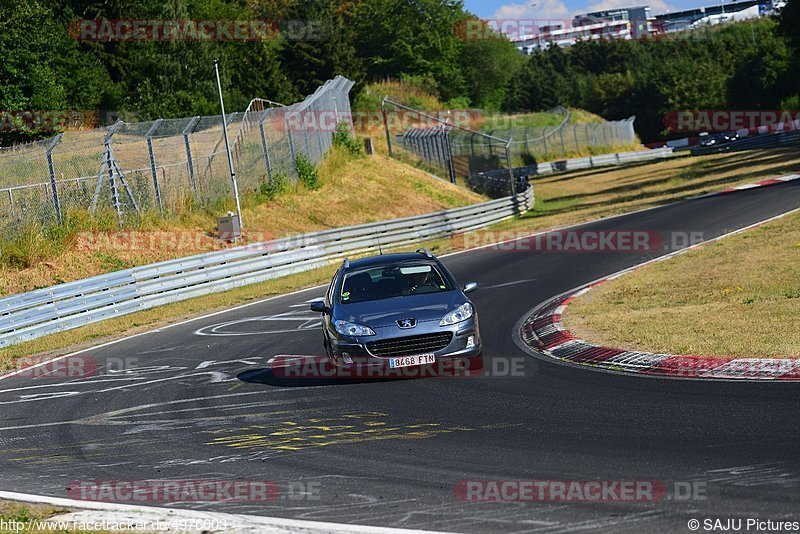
698, 131, 739, 147
310, 249, 482, 372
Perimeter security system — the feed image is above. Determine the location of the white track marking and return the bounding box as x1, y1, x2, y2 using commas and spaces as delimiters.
0, 491, 448, 534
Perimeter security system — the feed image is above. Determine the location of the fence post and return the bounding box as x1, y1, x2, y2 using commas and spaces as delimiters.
285, 113, 298, 177
314, 104, 324, 160
559, 128, 566, 153
46, 133, 63, 223
470, 133, 476, 159
302, 119, 312, 157
258, 113, 273, 182
107, 143, 122, 225
146, 119, 164, 215
542, 129, 548, 154
506, 139, 517, 198
432, 128, 444, 170
573, 126, 580, 151
381, 98, 393, 158
444, 127, 457, 184
182, 116, 200, 198
445, 128, 457, 183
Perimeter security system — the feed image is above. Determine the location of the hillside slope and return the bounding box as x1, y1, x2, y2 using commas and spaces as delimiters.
0, 148, 485, 296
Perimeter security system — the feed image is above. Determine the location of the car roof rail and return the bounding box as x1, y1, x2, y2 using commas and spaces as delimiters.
416, 248, 434, 258
342, 258, 350, 270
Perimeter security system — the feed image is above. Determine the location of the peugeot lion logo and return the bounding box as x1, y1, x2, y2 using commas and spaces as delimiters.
397, 318, 417, 329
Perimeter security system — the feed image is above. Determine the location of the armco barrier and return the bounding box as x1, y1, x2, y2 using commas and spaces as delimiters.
478, 147, 675, 180
0, 187, 533, 348
690, 130, 800, 156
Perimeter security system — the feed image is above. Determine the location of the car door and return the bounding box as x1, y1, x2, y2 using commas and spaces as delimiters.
321, 270, 339, 353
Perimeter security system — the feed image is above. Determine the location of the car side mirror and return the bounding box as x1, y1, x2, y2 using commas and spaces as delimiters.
310, 301, 329, 313
463, 282, 478, 294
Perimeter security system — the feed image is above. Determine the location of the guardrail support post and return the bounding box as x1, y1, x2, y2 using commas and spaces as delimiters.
46, 133, 63, 224
146, 119, 165, 216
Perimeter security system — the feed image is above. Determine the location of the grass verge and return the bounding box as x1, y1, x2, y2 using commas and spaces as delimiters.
0, 499, 92, 533
2, 148, 799, 367
498, 148, 800, 233
564, 210, 800, 358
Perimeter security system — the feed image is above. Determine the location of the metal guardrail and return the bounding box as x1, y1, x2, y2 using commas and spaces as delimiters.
477, 146, 675, 180
0, 186, 533, 348
690, 130, 800, 156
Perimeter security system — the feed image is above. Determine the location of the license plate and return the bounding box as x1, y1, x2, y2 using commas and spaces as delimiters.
388, 354, 436, 368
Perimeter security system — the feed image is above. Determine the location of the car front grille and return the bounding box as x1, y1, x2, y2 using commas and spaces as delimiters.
366, 332, 453, 357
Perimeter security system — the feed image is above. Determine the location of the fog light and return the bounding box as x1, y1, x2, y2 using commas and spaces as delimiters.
342, 352, 353, 364
466, 336, 475, 348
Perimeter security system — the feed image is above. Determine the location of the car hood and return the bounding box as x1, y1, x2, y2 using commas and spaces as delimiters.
336, 291, 464, 327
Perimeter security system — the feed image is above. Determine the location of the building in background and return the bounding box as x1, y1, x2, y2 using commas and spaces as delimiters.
511, 1, 775, 54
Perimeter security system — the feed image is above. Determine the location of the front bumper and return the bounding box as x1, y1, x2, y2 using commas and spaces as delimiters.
330, 319, 482, 367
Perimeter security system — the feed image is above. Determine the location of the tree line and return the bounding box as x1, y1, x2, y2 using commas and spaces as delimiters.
1, 0, 798, 145
505, 16, 799, 141
0, 0, 520, 144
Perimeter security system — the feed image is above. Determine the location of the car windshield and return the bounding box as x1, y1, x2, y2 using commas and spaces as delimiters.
340, 263, 452, 304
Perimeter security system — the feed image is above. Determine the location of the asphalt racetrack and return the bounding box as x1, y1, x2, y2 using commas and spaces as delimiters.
1, 180, 799, 533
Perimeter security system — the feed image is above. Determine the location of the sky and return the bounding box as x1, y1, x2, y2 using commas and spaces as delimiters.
463, 0, 732, 20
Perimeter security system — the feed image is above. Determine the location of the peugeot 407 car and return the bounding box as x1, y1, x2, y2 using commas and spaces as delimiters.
310, 249, 481, 371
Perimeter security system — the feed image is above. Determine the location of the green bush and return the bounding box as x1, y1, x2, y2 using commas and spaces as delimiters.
332, 122, 364, 157
257, 172, 289, 200
444, 96, 471, 109
295, 154, 320, 190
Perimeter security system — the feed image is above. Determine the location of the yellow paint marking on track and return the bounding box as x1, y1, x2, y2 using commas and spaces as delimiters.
203, 412, 513, 452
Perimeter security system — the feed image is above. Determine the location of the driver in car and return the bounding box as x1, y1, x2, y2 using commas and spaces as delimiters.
402, 268, 439, 295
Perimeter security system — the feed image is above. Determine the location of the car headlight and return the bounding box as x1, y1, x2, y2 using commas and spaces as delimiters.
334, 320, 376, 336
439, 303, 474, 326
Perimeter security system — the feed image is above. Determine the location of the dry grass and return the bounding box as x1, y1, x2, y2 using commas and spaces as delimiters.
3, 148, 799, 365
564, 210, 800, 358
0, 148, 484, 296
493, 148, 800, 233
0, 499, 95, 533
353, 79, 445, 112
